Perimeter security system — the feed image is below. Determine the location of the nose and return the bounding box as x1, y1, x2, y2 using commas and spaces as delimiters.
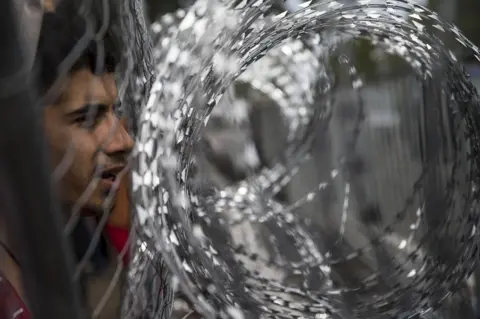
103, 115, 134, 159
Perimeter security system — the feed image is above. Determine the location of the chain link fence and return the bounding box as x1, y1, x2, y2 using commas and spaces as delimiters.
2, 0, 480, 319
0, 0, 155, 318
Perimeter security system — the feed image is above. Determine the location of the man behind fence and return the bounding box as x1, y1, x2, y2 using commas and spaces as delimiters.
0, 2, 136, 319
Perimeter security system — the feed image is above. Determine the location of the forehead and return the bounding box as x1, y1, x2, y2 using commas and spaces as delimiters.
58, 69, 118, 110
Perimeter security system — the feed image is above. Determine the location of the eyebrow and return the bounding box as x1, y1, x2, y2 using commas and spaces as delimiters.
65, 103, 110, 119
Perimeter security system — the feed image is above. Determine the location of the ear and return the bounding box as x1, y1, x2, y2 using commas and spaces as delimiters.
108, 118, 131, 229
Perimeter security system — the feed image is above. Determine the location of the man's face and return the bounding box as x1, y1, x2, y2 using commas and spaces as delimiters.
43, 68, 134, 214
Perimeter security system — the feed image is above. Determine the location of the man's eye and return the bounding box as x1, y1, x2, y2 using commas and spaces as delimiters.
70, 103, 110, 129
75, 114, 103, 129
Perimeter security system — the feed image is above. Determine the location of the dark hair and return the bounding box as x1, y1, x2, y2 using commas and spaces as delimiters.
33, 4, 121, 100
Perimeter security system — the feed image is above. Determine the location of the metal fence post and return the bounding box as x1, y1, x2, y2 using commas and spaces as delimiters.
0, 1, 87, 319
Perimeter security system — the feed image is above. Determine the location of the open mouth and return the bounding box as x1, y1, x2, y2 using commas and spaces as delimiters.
99, 166, 124, 184
101, 171, 117, 182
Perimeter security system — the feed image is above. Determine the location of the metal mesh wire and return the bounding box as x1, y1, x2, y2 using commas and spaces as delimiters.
0, 0, 156, 318
2, 0, 480, 319
133, 0, 480, 318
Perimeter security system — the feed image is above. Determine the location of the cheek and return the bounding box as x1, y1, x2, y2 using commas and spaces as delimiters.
66, 130, 101, 181
43, 120, 98, 185
43, 116, 72, 169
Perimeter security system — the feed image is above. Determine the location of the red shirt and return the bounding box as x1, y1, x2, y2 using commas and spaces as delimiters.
0, 269, 31, 319
104, 225, 130, 265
